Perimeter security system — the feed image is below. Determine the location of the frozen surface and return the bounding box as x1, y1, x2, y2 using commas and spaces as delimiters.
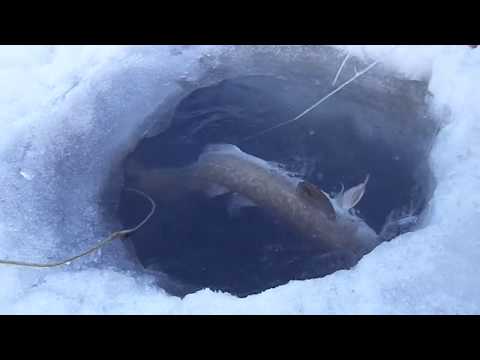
0, 45, 479, 314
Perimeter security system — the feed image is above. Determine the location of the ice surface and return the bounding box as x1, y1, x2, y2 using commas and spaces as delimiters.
0, 45, 479, 314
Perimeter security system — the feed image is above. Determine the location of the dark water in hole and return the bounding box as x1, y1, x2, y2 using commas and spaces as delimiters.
117, 74, 436, 298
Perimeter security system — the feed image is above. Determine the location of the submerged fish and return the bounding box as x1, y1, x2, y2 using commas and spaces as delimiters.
127, 144, 380, 258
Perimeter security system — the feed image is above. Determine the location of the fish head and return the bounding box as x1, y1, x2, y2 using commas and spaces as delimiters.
296, 180, 336, 221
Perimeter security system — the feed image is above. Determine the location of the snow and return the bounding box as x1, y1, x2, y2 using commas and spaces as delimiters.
0, 45, 479, 314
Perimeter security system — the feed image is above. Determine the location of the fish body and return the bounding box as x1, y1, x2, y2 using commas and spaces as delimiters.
127, 144, 380, 258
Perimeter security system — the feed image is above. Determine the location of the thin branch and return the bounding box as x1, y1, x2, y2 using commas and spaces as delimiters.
243, 59, 379, 142
242, 46, 398, 143
332, 52, 351, 87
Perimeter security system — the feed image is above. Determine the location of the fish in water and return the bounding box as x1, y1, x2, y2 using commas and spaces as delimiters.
126, 144, 380, 259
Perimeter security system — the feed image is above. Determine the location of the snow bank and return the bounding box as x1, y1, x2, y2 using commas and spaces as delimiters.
0, 45, 478, 314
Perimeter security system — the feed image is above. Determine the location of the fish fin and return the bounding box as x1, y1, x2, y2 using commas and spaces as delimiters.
202, 143, 242, 154
227, 193, 257, 217
333, 183, 345, 203
341, 174, 370, 210
297, 181, 336, 220
204, 183, 231, 198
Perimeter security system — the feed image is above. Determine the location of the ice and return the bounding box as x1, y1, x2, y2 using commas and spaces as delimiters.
0, 45, 479, 314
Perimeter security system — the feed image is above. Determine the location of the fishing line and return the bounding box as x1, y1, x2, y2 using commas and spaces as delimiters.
242, 46, 399, 143
0, 188, 156, 269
